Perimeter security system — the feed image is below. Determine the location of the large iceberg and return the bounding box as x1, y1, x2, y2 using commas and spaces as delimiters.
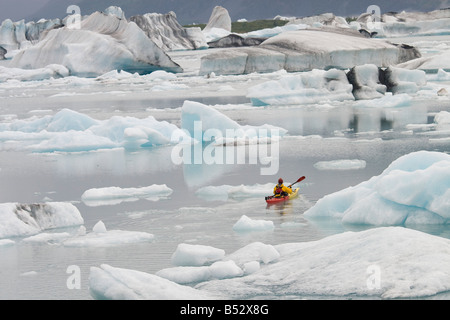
0, 108, 181, 152
180, 100, 287, 140
88, 227, 450, 299
304, 151, 450, 225
199, 28, 420, 75
9, 10, 182, 77
130, 12, 207, 51
0, 202, 83, 239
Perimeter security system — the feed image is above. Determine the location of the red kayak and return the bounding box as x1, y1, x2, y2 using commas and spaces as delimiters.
265, 188, 299, 205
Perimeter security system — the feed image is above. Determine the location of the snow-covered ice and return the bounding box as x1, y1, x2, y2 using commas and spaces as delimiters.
88, 227, 450, 299
305, 151, 450, 225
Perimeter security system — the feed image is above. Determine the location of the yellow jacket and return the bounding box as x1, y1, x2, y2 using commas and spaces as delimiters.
273, 184, 292, 196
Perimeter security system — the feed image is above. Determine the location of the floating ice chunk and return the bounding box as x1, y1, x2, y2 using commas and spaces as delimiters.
156, 260, 243, 284
347, 64, 386, 100
23, 232, 72, 243
0, 65, 69, 82
171, 243, 226, 267
0, 109, 181, 153
181, 100, 287, 140
195, 183, 274, 201
232, 215, 275, 232
81, 185, 173, 207
247, 69, 354, 106
383, 66, 427, 94
0, 202, 83, 239
305, 151, 450, 225
93, 221, 107, 233
314, 159, 367, 171
64, 229, 154, 247
89, 264, 222, 300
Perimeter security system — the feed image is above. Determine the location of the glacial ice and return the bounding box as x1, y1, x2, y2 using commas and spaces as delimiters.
89, 227, 450, 299
0, 64, 69, 82
81, 185, 173, 207
232, 215, 275, 232
0, 108, 181, 152
63, 224, 154, 247
10, 11, 182, 77
247, 64, 428, 106
200, 29, 419, 75
171, 243, 225, 267
304, 151, 450, 225
180, 100, 287, 140
130, 12, 207, 51
195, 183, 274, 201
0, 202, 83, 239
203, 6, 232, 33
314, 159, 367, 171
156, 260, 244, 284
247, 68, 354, 106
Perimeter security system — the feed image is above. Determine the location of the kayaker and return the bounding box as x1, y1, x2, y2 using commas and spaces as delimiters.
273, 178, 292, 198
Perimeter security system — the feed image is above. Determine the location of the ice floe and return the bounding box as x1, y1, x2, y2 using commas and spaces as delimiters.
81, 184, 173, 207
305, 151, 450, 225
0, 202, 83, 239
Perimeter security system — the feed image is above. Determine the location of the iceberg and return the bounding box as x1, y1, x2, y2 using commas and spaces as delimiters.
81, 184, 173, 207
0, 64, 69, 82
200, 29, 420, 75
0, 202, 83, 239
195, 183, 274, 201
63, 221, 154, 247
180, 100, 287, 140
247, 68, 354, 106
89, 227, 450, 299
397, 50, 450, 72
203, 6, 232, 33
0, 108, 181, 153
10, 10, 182, 77
232, 215, 275, 232
304, 151, 450, 225
171, 243, 225, 267
130, 12, 207, 51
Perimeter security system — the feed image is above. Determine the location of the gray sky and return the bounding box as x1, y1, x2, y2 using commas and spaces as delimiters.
0, 0, 50, 22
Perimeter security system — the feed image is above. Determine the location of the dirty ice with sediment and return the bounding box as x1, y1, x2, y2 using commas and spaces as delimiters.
1, 5, 450, 300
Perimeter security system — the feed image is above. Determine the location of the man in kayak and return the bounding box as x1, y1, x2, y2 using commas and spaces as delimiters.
273, 178, 292, 198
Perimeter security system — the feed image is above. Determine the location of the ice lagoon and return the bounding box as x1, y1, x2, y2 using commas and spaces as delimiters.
1, 7, 450, 300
